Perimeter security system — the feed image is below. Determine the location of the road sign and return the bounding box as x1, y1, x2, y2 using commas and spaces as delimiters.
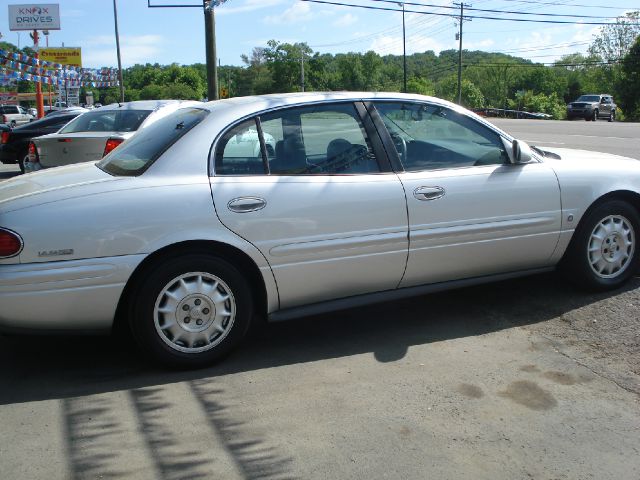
0, 92, 18, 104
8, 4, 61, 31
40, 47, 82, 67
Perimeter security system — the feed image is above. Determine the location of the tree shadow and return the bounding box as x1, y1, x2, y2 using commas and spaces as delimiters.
4, 273, 638, 480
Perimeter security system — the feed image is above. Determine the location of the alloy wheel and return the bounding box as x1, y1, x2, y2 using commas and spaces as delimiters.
587, 215, 635, 279
153, 271, 237, 354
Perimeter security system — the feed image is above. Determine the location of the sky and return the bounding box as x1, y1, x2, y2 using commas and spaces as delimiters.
1, 0, 638, 69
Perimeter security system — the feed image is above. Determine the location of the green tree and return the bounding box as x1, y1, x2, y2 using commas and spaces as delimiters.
588, 11, 640, 89
336, 53, 365, 90
406, 76, 435, 96
617, 35, 640, 120
139, 84, 164, 100
263, 40, 312, 92
435, 76, 484, 108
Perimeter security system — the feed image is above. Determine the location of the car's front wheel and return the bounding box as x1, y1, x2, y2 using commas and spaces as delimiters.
129, 254, 253, 368
592, 109, 598, 121
562, 200, 639, 290
609, 110, 616, 122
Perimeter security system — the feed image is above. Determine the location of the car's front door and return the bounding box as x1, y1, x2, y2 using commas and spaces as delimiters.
371, 101, 562, 287
209, 102, 409, 309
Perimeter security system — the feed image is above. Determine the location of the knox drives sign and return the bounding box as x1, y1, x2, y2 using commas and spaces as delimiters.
8, 4, 61, 31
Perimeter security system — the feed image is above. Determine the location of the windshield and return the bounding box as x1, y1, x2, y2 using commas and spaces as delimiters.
576, 95, 600, 102
97, 107, 208, 176
59, 109, 151, 134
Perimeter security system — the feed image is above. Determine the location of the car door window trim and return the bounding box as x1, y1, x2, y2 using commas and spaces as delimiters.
369, 100, 517, 173
213, 101, 392, 177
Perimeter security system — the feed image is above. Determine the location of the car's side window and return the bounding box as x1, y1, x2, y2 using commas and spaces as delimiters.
260, 103, 380, 175
375, 102, 509, 171
215, 119, 267, 175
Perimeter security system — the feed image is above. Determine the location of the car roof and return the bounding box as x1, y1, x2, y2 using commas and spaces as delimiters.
98, 100, 197, 112
198, 91, 461, 116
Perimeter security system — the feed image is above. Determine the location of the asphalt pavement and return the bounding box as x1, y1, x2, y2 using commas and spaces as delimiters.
489, 118, 640, 160
1, 120, 639, 480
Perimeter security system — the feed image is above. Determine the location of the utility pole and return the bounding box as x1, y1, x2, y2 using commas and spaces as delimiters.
397, 2, 407, 93
204, 1, 219, 100
455, 2, 464, 105
113, 0, 125, 102
300, 50, 305, 92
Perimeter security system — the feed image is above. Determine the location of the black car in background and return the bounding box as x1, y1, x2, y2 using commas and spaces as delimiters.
0, 110, 84, 173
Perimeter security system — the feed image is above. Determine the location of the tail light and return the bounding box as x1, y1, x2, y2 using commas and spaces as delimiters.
1, 131, 10, 144
0, 228, 23, 258
1, 115, 7, 124
28, 141, 39, 164
103, 138, 124, 157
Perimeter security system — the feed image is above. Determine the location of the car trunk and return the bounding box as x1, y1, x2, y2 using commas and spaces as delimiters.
37, 132, 125, 168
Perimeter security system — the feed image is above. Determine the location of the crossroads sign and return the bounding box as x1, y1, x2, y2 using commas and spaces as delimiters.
8, 4, 61, 31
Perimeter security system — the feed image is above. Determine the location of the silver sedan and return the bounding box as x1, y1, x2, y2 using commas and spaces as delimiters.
1, 92, 639, 367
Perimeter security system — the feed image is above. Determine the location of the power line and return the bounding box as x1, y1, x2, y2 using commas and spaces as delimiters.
365, 0, 622, 19
492, 0, 637, 10
311, 3, 453, 50
298, 0, 624, 24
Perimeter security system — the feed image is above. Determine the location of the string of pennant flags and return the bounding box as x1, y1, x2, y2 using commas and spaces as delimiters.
0, 69, 118, 88
0, 49, 120, 88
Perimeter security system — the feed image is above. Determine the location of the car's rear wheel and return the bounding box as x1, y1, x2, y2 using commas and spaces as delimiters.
562, 200, 639, 290
18, 152, 27, 174
129, 254, 253, 368
592, 109, 598, 121
609, 111, 615, 122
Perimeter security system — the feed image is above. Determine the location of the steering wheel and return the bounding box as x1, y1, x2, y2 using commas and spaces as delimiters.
390, 133, 407, 164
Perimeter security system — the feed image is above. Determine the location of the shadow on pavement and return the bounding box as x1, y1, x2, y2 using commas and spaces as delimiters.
0, 167, 21, 180
2, 272, 637, 406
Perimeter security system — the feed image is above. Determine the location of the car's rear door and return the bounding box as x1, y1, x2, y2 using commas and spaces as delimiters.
209, 101, 409, 309
369, 101, 562, 287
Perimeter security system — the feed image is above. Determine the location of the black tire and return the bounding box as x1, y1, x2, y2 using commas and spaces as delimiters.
608, 110, 615, 122
18, 152, 27, 174
9, 120, 16, 128
129, 254, 253, 368
592, 109, 598, 121
561, 200, 640, 291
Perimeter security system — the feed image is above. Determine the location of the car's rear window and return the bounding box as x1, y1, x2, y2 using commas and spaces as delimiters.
59, 109, 151, 134
0, 106, 19, 114
97, 107, 208, 177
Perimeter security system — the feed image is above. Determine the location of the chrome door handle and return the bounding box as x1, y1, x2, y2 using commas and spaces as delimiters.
227, 197, 267, 213
413, 186, 445, 201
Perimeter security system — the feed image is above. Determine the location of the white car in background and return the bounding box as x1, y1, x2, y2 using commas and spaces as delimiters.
1, 92, 639, 369
0, 105, 34, 127
26, 100, 199, 172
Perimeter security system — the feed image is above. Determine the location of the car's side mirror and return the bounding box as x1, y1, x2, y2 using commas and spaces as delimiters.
512, 139, 533, 164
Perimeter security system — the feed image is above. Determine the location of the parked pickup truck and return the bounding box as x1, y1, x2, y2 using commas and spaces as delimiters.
0, 105, 34, 127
